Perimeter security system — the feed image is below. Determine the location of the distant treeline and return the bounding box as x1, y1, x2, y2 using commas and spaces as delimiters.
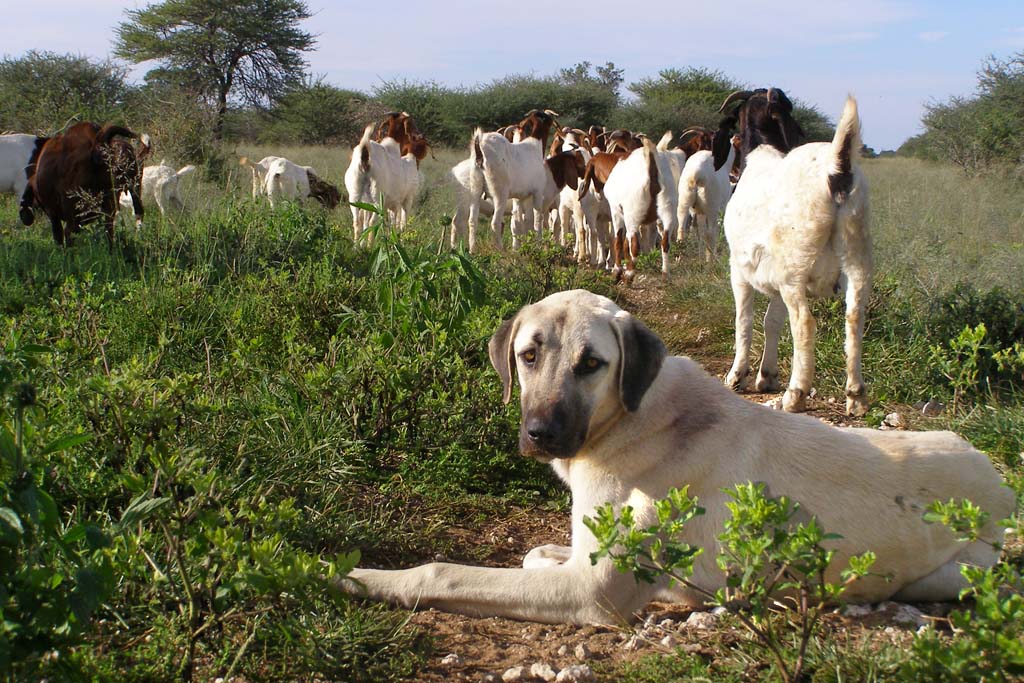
0, 53, 835, 171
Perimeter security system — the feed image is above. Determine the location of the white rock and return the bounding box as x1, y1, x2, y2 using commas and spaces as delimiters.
442, 653, 463, 666
843, 603, 873, 617
557, 645, 569, 657
710, 606, 729, 616
685, 611, 718, 630
891, 603, 928, 627
555, 665, 594, 683
883, 412, 904, 428
483, 675, 499, 683
660, 635, 677, 648
530, 662, 558, 682
658, 618, 676, 630
762, 397, 784, 410
643, 614, 658, 628
502, 666, 526, 683
574, 643, 591, 660
622, 635, 642, 651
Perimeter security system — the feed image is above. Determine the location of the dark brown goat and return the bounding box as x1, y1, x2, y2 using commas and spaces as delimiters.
718, 87, 805, 161
20, 122, 149, 246
517, 109, 560, 148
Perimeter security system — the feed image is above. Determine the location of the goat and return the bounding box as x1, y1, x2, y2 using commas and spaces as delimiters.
468, 128, 584, 251
721, 89, 871, 416
676, 131, 739, 260
600, 136, 679, 282
241, 156, 339, 209
345, 124, 422, 241
139, 160, 196, 216
240, 156, 280, 198
0, 133, 47, 200
20, 122, 150, 246
554, 130, 609, 266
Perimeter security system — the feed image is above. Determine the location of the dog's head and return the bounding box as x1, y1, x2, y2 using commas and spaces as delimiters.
488, 290, 667, 461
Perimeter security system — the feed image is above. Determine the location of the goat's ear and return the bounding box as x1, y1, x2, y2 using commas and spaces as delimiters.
612, 313, 667, 413
547, 156, 566, 189
488, 313, 521, 404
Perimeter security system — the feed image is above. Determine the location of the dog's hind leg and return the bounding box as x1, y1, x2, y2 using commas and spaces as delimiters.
523, 544, 572, 569
891, 539, 1000, 602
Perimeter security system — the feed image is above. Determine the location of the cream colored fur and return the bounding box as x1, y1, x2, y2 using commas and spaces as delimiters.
338, 290, 1012, 624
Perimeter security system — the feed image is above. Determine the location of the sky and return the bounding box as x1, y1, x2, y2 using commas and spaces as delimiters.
4, 1, 1024, 151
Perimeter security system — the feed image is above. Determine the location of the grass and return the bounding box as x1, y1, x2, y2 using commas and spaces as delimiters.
0, 152, 1022, 682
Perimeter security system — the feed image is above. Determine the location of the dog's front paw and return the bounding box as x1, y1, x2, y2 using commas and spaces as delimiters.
782, 387, 808, 413
754, 370, 781, 393
725, 367, 750, 392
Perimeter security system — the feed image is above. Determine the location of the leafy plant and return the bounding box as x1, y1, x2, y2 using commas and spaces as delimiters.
586, 483, 875, 683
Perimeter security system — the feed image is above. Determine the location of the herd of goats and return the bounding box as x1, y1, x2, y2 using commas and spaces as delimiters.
0, 87, 872, 417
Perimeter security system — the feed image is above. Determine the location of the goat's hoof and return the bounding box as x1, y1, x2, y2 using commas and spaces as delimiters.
846, 385, 869, 417
725, 368, 750, 392
782, 388, 808, 413
623, 269, 636, 285
755, 371, 781, 393
611, 266, 623, 283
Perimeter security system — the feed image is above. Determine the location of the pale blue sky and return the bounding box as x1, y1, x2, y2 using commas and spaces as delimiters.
5, 1, 1023, 150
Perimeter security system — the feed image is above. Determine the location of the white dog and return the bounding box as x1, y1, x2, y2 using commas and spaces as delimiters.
339, 290, 1013, 624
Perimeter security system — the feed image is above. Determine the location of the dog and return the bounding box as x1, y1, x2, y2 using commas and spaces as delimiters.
338, 290, 1013, 624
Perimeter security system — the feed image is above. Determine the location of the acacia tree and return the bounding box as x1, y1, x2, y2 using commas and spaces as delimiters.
114, 0, 316, 139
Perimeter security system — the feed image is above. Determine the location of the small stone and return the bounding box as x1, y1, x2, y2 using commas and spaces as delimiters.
685, 611, 718, 630
922, 400, 945, 417
884, 626, 896, 635
530, 662, 558, 682
574, 643, 591, 660
643, 614, 658, 628
763, 397, 783, 410
660, 635, 677, 648
502, 666, 526, 683
843, 603, 873, 617
434, 553, 447, 562
827, 397, 837, 404
710, 606, 728, 616
622, 635, 642, 651
658, 618, 675, 630
891, 603, 928, 627
555, 665, 594, 683
441, 653, 463, 666
809, 387, 818, 399
883, 412, 904, 428
483, 675, 499, 683
557, 644, 569, 657
681, 643, 702, 654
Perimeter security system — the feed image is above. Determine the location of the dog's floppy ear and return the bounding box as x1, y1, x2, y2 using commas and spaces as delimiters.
488, 313, 521, 404
613, 313, 667, 412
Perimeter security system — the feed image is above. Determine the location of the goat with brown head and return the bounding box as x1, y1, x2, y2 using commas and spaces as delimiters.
517, 109, 560, 148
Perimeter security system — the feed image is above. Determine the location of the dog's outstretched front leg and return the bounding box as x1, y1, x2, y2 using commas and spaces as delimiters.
336, 561, 657, 625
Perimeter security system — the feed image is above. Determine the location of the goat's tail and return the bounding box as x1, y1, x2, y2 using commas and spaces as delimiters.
358, 124, 374, 172
828, 96, 861, 204
577, 160, 596, 200
656, 130, 673, 152
177, 165, 197, 178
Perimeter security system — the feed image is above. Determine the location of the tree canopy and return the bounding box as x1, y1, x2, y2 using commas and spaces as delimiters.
114, 0, 315, 138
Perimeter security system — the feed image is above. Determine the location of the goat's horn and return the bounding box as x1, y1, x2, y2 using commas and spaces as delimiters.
680, 126, 711, 136
719, 90, 754, 113
544, 109, 560, 117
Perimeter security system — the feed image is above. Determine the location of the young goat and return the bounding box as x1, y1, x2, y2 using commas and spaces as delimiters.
722, 89, 871, 416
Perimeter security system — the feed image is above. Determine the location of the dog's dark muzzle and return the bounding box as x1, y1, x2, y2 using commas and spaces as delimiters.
519, 401, 585, 460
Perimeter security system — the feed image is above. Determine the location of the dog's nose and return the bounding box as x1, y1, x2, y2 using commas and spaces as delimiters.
526, 415, 564, 446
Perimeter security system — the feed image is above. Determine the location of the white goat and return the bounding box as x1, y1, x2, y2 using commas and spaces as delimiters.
141, 160, 196, 215
601, 137, 680, 282
724, 95, 871, 416
676, 136, 737, 262
0, 133, 44, 199
345, 125, 422, 242
240, 156, 280, 198
468, 131, 553, 251
263, 157, 315, 208
556, 131, 609, 267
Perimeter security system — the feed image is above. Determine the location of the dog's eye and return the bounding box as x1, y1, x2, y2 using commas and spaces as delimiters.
520, 349, 537, 365
576, 356, 605, 375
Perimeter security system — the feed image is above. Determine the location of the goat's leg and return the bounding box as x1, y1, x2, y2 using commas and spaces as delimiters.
624, 229, 640, 285
659, 225, 670, 276
755, 293, 787, 392
779, 284, 816, 413
610, 213, 626, 282
726, 272, 756, 391
467, 194, 481, 253
491, 193, 507, 251
843, 268, 871, 416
